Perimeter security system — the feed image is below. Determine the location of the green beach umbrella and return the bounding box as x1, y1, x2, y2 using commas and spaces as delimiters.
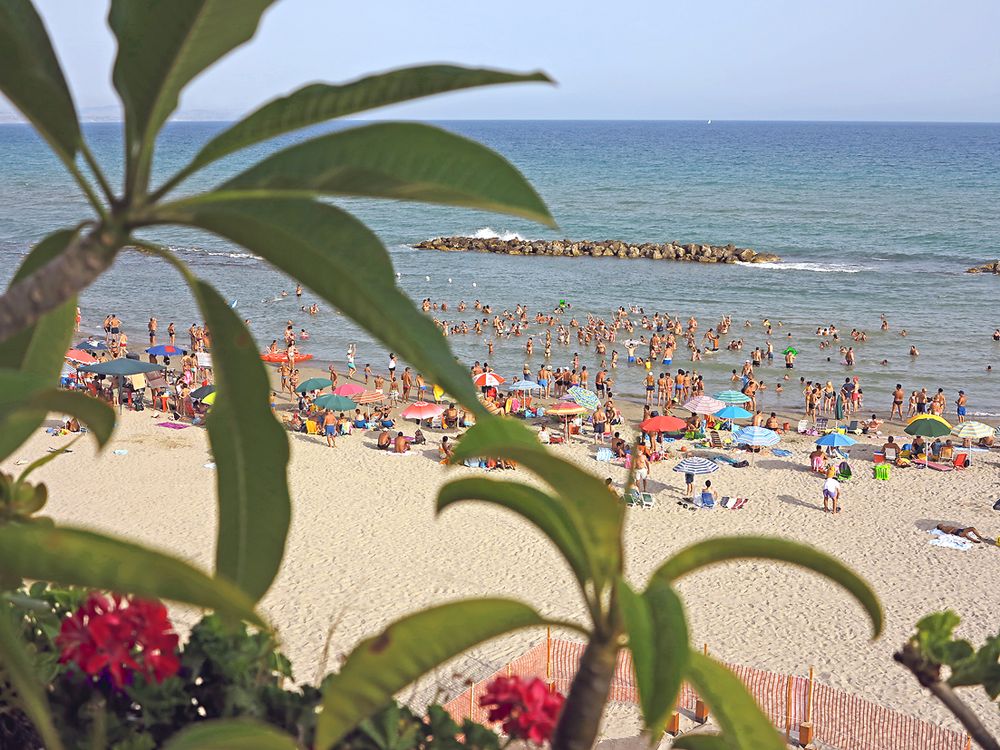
314, 394, 356, 411
904, 414, 952, 438
296, 377, 333, 393
713, 390, 751, 404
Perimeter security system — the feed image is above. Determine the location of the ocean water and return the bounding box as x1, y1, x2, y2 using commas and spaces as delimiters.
1, 120, 999, 415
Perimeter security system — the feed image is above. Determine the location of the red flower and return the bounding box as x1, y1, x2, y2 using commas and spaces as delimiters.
56, 592, 180, 688
479, 676, 565, 744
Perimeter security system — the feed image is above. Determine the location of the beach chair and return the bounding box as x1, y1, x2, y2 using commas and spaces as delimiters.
640, 492, 655, 509
626, 488, 641, 507
709, 430, 724, 449
796, 419, 809, 434
305, 420, 318, 435
836, 461, 853, 481
845, 420, 860, 434
814, 417, 829, 432
953, 452, 970, 469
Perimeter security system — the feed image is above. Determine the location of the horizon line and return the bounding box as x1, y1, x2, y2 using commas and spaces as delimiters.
2, 117, 1000, 126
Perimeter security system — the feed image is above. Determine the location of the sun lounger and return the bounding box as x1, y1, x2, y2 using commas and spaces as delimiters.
916, 459, 953, 472
640, 492, 654, 509
709, 430, 725, 449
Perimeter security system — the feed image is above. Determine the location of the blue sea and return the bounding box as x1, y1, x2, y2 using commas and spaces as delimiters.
2, 120, 999, 415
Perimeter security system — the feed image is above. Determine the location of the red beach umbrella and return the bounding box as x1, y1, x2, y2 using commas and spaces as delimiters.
640, 415, 687, 433
401, 401, 445, 420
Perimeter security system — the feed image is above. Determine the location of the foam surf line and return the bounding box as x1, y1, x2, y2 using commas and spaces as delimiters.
736, 260, 867, 273
472, 227, 530, 242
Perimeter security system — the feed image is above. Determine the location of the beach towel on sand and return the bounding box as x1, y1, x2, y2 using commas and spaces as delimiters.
157, 422, 189, 430
928, 529, 972, 551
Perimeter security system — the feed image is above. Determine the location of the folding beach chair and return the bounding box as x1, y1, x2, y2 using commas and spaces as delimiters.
846, 420, 860, 434
709, 430, 724, 449
953, 452, 970, 470
814, 417, 829, 432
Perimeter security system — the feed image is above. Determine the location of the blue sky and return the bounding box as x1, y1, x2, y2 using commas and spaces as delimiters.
5, 0, 1000, 122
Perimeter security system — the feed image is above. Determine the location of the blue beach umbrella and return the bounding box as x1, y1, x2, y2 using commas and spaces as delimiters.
733, 426, 780, 447
715, 405, 753, 421
713, 390, 751, 404
74, 339, 109, 352
815, 433, 857, 448
509, 380, 542, 391
672, 456, 719, 475
146, 344, 185, 357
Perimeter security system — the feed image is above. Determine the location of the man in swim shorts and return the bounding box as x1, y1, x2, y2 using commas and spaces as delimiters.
322, 408, 337, 448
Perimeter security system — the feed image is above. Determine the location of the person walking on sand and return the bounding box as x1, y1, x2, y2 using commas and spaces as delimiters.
322, 408, 337, 448
822, 467, 841, 514
633, 447, 650, 493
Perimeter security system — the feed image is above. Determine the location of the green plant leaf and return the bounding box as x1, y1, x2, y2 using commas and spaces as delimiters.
0, 0, 80, 164
449, 418, 623, 586
0, 525, 263, 626
685, 651, 785, 750
182, 279, 290, 603
618, 578, 688, 740
671, 735, 731, 750
154, 195, 484, 412
0, 228, 79, 374
177, 65, 552, 180
108, 0, 274, 191
219, 122, 554, 226
0, 608, 65, 750
162, 719, 298, 749
437, 477, 592, 592
0, 370, 115, 461
315, 598, 546, 750
652, 536, 882, 637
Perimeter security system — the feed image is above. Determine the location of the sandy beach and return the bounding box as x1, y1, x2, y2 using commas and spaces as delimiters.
7, 385, 999, 741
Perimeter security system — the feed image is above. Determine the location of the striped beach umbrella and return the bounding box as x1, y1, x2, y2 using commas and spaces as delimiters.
672, 456, 719, 475
713, 390, 751, 404
547, 402, 589, 416
905, 414, 952, 438
509, 380, 542, 391
733, 426, 780, 447
65, 348, 97, 365
683, 396, 726, 415
567, 386, 601, 411
474, 371, 505, 387
950, 421, 993, 440
354, 390, 385, 405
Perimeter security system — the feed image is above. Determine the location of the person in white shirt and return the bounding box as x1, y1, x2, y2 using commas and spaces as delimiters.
538, 424, 551, 444
822, 468, 841, 514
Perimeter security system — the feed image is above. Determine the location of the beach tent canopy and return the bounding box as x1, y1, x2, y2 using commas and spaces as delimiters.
78, 359, 165, 376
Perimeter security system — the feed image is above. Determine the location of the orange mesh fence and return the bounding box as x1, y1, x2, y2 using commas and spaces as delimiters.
442, 637, 970, 750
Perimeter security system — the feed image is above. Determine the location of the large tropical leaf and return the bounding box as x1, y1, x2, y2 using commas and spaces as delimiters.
219, 122, 554, 226
154, 195, 484, 412
173, 65, 551, 183
315, 599, 546, 750
108, 0, 274, 191
618, 578, 688, 740
0, 525, 263, 626
162, 719, 298, 750
449, 418, 622, 586
0, 609, 64, 750
684, 651, 785, 750
0, 0, 80, 164
651, 536, 882, 637
0, 228, 79, 374
186, 280, 290, 603
671, 735, 731, 750
437, 477, 592, 593
0, 370, 114, 461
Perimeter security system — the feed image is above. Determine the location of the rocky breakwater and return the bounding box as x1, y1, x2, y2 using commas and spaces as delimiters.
966, 260, 1000, 274
413, 236, 781, 264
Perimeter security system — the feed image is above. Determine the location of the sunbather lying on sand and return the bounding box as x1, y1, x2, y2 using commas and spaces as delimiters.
936, 524, 987, 543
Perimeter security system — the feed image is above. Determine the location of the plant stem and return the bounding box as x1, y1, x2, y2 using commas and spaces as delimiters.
894, 645, 1000, 750
552, 632, 618, 750
0, 229, 118, 345
80, 142, 116, 206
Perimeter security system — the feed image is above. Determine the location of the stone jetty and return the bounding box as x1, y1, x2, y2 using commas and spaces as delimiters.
966, 260, 1000, 274
413, 236, 780, 264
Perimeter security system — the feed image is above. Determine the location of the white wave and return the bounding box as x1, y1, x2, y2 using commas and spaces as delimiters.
168, 245, 258, 261
735, 260, 867, 274
969, 411, 1000, 418
471, 227, 529, 242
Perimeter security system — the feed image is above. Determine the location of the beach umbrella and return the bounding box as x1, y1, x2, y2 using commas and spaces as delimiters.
201, 391, 217, 406
146, 344, 185, 357
478, 395, 503, 415
77, 359, 164, 376
74, 339, 109, 352
65, 348, 97, 365
314, 394, 357, 411
714, 405, 753, 421
904, 414, 952, 438
548, 401, 588, 439
672, 456, 719, 475
334, 382, 365, 396
509, 380, 542, 391
683, 396, 726, 415
190, 385, 215, 401
567, 386, 601, 411
713, 390, 751, 404
401, 401, 445, 420
733, 426, 780, 447
815, 433, 857, 447
474, 371, 505, 387
296, 377, 332, 393
355, 390, 385, 405
640, 415, 687, 433
950, 421, 993, 440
